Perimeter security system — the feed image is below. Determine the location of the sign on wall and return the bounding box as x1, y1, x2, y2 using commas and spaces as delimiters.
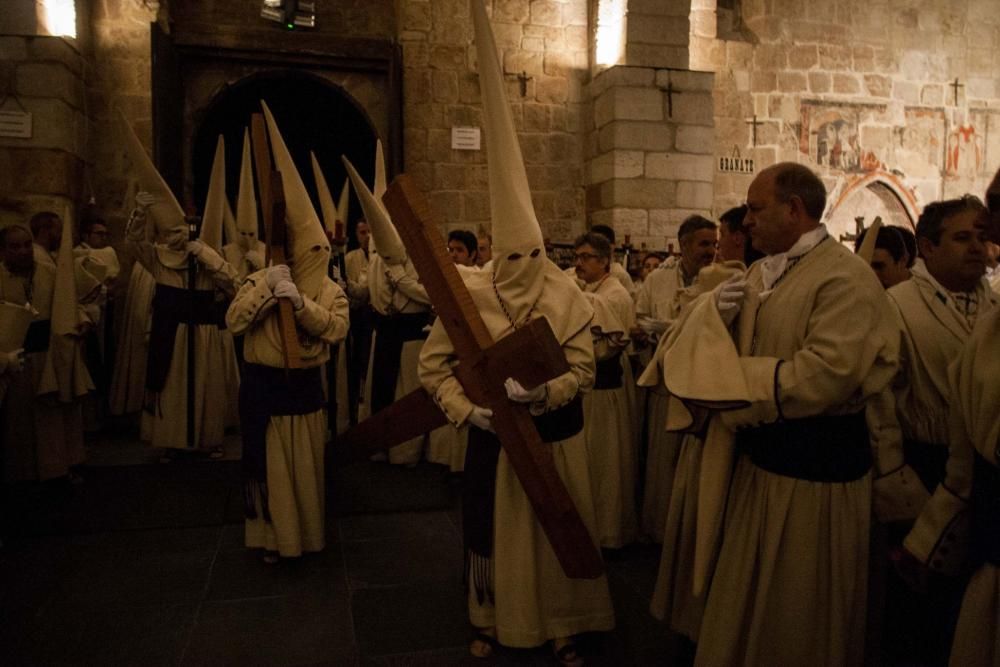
718, 146, 754, 173
0, 110, 33, 139
451, 126, 481, 151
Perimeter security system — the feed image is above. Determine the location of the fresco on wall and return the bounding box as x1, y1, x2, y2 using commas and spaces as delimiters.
946, 122, 983, 179
800, 101, 889, 173
896, 107, 946, 175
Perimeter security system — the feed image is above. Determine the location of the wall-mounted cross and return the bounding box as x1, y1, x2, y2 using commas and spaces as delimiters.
745, 115, 762, 146
659, 75, 675, 118
515, 70, 533, 97
950, 77, 964, 106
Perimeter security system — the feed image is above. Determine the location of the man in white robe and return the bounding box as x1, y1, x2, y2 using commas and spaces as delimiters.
573, 232, 638, 549
660, 163, 898, 666
226, 104, 349, 561
344, 219, 372, 425
29, 211, 60, 270
633, 215, 717, 542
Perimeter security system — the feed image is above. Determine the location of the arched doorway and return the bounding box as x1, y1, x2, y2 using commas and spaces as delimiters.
191, 70, 379, 247
826, 172, 919, 246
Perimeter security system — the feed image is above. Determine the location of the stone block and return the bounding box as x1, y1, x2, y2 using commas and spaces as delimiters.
892, 80, 920, 105
768, 94, 799, 123
627, 15, 689, 46
601, 178, 676, 209
434, 163, 468, 189
458, 74, 481, 103
523, 103, 550, 131
404, 100, 444, 130
494, 0, 530, 23
645, 153, 714, 182
403, 41, 429, 68
429, 190, 462, 222
625, 44, 688, 70
726, 41, 753, 69
491, 22, 524, 47
0, 36, 28, 61
590, 66, 655, 97
777, 71, 807, 93
430, 44, 466, 69
426, 128, 455, 162
433, 70, 459, 103
0, 97, 76, 153
588, 149, 644, 183
852, 45, 875, 72
671, 91, 714, 126
808, 72, 831, 93
675, 125, 714, 154
919, 84, 944, 106
404, 69, 433, 104
431, 0, 469, 22
8, 148, 83, 198
788, 45, 818, 70
754, 44, 787, 70
531, 190, 555, 220
29, 36, 83, 75
675, 181, 714, 209
406, 162, 434, 191
627, 0, 690, 17
17, 62, 82, 108
404, 127, 428, 163
655, 69, 713, 92
536, 76, 568, 104
589, 208, 649, 237
529, 1, 562, 27
521, 36, 545, 51
690, 8, 716, 38
548, 132, 579, 164
863, 74, 891, 98
598, 121, 673, 152
565, 25, 588, 50
832, 73, 860, 95
543, 52, 572, 77
402, 1, 432, 31
564, 1, 587, 27
967, 77, 997, 100
504, 49, 543, 77
594, 87, 663, 127
818, 44, 851, 69
750, 71, 776, 93
462, 190, 491, 222
860, 125, 891, 148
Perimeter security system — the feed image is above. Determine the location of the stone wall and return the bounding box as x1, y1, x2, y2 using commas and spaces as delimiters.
398, 0, 590, 240
698, 0, 1000, 239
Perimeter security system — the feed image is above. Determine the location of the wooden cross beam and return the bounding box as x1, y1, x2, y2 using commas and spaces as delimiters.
338, 174, 604, 580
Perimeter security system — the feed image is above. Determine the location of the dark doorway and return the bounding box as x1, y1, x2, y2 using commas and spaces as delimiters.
192, 70, 378, 248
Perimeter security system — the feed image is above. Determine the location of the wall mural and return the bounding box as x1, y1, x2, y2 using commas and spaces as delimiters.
799, 101, 890, 174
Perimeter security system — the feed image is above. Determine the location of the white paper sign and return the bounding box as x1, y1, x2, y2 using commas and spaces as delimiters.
0, 111, 33, 139
451, 126, 481, 151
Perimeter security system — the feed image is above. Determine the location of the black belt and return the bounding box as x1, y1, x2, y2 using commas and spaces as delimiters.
369, 310, 430, 414
146, 284, 226, 393
904, 439, 949, 492
23, 319, 51, 353
736, 411, 871, 482
972, 452, 1000, 567
593, 353, 623, 390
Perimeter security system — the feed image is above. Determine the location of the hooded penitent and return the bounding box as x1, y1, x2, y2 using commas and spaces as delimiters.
471, 0, 545, 324
337, 178, 350, 231
223, 199, 238, 247
40, 212, 94, 402
342, 153, 406, 266
236, 128, 259, 251
200, 135, 227, 252
116, 109, 185, 242
261, 101, 331, 299
311, 151, 339, 236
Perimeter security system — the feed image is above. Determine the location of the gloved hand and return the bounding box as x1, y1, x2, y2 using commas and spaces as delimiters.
637, 316, 669, 337
273, 280, 304, 310
186, 239, 205, 257
3, 348, 25, 374
467, 405, 494, 432
135, 191, 156, 213
504, 377, 546, 404
187, 241, 223, 268
244, 249, 264, 271
716, 276, 747, 327
266, 265, 292, 290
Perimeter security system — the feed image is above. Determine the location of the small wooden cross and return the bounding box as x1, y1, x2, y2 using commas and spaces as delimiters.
659, 75, 675, 118
745, 115, 762, 146
515, 70, 532, 97
950, 77, 964, 106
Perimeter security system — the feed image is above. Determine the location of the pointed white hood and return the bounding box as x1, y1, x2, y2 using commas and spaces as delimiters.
116, 109, 185, 240
311, 151, 339, 235
471, 0, 545, 322
200, 135, 226, 251
236, 128, 259, 250
856, 217, 882, 264
223, 199, 238, 246
261, 101, 331, 298
342, 154, 407, 266
337, 178, 350, 234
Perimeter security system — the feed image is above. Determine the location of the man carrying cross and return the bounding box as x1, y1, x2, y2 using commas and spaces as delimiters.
416, 2, 613, 662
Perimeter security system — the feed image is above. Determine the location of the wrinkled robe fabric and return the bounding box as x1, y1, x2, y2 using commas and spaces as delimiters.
0, 262, 87, 480
129, 238, 239, 451
418, 261, 614, 648
108, 262, 156, 416
227, 270, 349, 557
904, 306, 1000, 667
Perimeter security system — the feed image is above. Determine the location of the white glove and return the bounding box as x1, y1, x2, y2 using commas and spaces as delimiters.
3, 348, 25, 374
715, 276, 747, 327
266, 265, 292, 290
135, 191, 156, 211
244, 249, 264, 271
467, 405, 494, 432
187, 241, 223, 268
504, 377, 546, 404
273, 280, 304, 310
637, 316, 669, 337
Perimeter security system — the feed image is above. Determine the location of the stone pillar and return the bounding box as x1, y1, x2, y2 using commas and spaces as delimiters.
0, 34, 88, 228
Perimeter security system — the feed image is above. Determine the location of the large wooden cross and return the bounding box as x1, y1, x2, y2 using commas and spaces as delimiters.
339, 174, 603, 580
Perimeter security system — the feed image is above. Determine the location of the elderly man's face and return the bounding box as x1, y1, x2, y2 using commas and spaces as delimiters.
2, 227, 35, 273
574, 243, 608, 284
744, 171, 798, 255
680, 229, 717, 274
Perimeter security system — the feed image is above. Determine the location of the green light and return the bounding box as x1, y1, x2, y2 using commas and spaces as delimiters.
286, 23, 294, 29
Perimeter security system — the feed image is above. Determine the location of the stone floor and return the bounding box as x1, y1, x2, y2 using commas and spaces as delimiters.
0, 431, 683, 666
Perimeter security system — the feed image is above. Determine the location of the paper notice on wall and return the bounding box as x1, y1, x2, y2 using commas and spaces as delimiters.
451, 126, 481, 150
0, 302, 36, 352
0, 111, 33, 138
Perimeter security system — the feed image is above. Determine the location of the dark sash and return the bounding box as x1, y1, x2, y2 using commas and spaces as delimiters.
904, 439, 949, 492
23, 319, 51, 354
368, 311, 430, 414
464, 395, 584, 604
736, 411, 871, 482
145, 284, 225, 394
593, 352, 623, 390
239, 362, 325, 522
972, 452, 1000, 567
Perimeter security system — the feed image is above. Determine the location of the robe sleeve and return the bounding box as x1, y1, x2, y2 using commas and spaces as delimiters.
295, 281, 349, 344
225, 272, 277, 335
125, 213, 158, 277
390, 266, 431, 305
418, 320, 473, 426
868, 385, 931, 523
530, 321, 595, 415
196, 248, 239, 297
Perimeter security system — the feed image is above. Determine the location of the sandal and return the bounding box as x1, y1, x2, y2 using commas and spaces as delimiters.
553, 638, 584, 667
469, 629, 498, 659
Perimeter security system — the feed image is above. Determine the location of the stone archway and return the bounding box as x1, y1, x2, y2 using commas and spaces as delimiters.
191, 71, 379, 241
826, 171, 919, 246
